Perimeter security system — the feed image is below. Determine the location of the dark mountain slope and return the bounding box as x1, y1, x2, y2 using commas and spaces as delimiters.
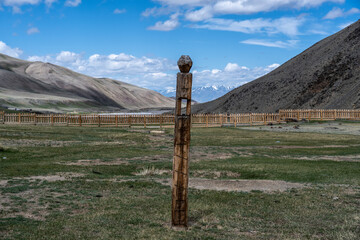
193, 20, 360, 113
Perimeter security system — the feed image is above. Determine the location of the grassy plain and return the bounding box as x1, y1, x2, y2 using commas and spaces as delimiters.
0, 123, 359, 239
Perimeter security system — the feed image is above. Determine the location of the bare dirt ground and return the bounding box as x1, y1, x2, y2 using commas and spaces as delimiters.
0, 172, 85, 186
284, 154, 360, 162
0, 139, 81, 148
0, 173, 85, 220
156, 178, 304, 193
243, 121, 360, 135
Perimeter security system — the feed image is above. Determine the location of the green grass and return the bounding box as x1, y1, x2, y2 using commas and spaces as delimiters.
0, 124, 359, 239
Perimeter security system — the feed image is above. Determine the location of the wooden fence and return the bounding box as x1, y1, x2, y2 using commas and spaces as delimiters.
0, 109, 359, 128
279, 109, 360, 121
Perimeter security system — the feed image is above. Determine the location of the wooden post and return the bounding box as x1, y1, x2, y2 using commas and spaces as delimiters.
51, 114, 54, 126
160, 115, 162, 128
144, 116, 146, 128
18, 113, 21, 124
79, 115, 82, 127
321, 109, 323, 121
1, 111, 5, 124
172, 55, 193, 228
34, 113, 37, 125
297, 110, 300, 121
128, 116, 132, 128
206, 115, 208, 128
264, 114, 267, 125
98, 115, 101, 127
115, 115, 118, 127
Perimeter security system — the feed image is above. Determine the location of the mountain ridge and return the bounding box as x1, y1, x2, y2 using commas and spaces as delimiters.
159, 85, 235, 103
0, 53, 174, 113
193, 20, 360, 113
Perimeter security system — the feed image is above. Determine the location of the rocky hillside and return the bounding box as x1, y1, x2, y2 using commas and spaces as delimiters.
193, 20, 360, 113
0, 54, 174, 113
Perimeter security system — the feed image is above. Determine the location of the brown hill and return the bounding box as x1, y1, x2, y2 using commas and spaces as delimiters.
0, 53, 174, 113
193, 20, 360, 114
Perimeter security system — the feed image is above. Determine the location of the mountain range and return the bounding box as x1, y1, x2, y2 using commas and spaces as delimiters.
159, 85, 235, 103
193, 20, 360, 113
0, 54, 174, 113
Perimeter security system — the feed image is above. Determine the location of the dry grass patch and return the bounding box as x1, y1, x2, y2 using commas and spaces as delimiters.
135, 166, 170, 176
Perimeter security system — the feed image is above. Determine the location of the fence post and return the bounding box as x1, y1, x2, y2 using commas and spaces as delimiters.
206, 115, 208, 128
128, 116, 132, 128
264, 114, 267, 125
115, 115, 118, 127
297, 110, 300, 120
172, 56, 192, 228
1, 111, 5, 124
18, 113, 21, 124
51, 114, 54, 126
160, 115, 162, 128
321, 109, 323, 121
79, 115, 82, 127
98, 115, 101, 127
34, 113, 37, 125
144, 116, 146, 128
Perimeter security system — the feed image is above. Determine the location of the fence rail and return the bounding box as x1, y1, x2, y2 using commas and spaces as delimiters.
1, 109, 359, 128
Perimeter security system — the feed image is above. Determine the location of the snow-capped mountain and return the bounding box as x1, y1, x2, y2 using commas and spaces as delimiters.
158, 85, 235, 103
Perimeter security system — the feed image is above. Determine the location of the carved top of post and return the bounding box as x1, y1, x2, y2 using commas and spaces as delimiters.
177, 55, 192, 73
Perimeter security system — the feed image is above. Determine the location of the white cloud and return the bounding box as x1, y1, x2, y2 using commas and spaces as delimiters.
338, 21, 353, 29
3, 0, 41, 6
114, 8, 126, 14
265, 63, 280, 70
64, 0, 81, 7
154, 0, 344, 16
45, 0, 57, 7
12, 5, 22, 13
241, 39, 298, 48
347, 8, 360, 15
0, 41, 23, 58
142, 7, 175, 17
147, 0, 345, 32
192, 17, 304, 36
323, 7, 360, 19
323, 7, 344, 19
27, 27, 40, 35
154, 0, 208, 7
224, 63, 249, 72
193, 62, 280, 88
27, 55, 52, 62
25, 48, 282, 90
212, 0, 343, 15
55, 51, 80, 62
148, 13, 180, 31
27, 51, 177, 88
185, 6, 213, 22
145, 72, 169, 79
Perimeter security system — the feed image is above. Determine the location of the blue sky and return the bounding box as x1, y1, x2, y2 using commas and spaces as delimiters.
0, 0, 359, 92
